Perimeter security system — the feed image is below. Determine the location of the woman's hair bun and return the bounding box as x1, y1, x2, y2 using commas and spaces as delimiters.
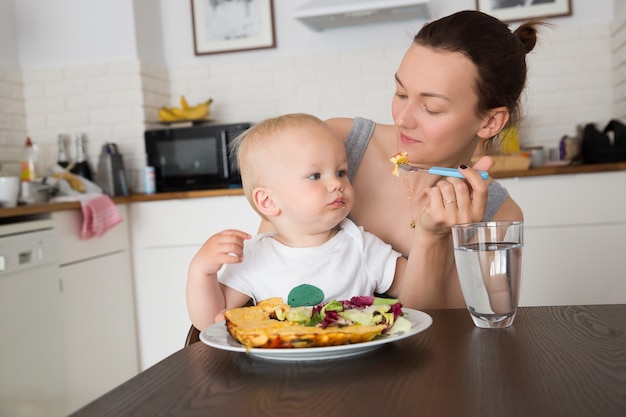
514, 20, 548, 54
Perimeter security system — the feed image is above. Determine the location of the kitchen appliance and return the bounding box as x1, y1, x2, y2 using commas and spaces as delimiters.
96, 143, 129, 196
581, 120, 626, 164
293, 0, 431, 31
0, 219, 66, 416
144, 122, 250, 192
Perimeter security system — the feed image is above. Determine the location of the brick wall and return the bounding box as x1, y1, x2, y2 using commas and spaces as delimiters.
0, 69, 26, 175
612, 6, 626, 120
523, 22, 614, 148
166, 44, 406, 126
0, 61, 169, 186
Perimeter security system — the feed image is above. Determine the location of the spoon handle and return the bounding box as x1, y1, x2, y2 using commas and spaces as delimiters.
428, 166, 489, 180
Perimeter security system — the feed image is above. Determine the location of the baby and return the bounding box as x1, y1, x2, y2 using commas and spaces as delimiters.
186, 113, 419, 330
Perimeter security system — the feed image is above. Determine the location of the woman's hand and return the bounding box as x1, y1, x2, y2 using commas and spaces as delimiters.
419, 156, 495, 234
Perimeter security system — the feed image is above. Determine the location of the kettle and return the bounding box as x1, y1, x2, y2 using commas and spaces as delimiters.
96, 143, 129, 196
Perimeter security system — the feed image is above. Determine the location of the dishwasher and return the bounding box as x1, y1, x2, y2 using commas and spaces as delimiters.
0, 218, 66, 417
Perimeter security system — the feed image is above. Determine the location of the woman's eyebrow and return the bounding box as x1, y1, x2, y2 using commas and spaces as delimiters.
395, 73, 451, 102
394, 73, 404, 88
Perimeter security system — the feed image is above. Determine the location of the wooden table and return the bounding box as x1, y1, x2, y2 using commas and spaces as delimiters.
70, 305, 626, 417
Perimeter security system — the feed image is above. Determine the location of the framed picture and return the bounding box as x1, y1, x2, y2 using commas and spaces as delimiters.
476, 0, 572, 23
191, 0, 276, 55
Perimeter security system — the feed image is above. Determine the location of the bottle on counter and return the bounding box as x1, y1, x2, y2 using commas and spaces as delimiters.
70, 133, 93, 180
20, 137, 39, 182
143, 166, 156, 194
57, 134, 70, 169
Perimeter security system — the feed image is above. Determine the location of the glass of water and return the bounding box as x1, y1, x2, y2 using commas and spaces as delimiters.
451, 221, 524, 329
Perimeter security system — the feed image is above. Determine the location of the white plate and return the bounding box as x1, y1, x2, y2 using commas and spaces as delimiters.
199, 308, 432, 361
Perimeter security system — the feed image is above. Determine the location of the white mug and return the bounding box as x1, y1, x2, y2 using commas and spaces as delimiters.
0, 176, 21, 208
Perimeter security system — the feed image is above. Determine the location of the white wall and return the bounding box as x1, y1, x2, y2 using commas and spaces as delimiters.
159, 0, 613, 67
13, 0, 137, 69
133, 0, 166, 66
0, 0, 24, 171
0, 0, 18, 67
0, 0, 619, 179
612, 6, 626, 120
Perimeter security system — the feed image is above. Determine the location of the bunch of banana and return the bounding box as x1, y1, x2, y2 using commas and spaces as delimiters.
158, 96, 213, 122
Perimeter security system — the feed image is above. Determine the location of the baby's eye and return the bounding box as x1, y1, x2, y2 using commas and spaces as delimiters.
307, 173, 321, 180
395, 91, 408, 99
337, 169, 347, 178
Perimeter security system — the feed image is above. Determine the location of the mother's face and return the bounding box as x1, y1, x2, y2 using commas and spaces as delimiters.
391, 43, 488, 165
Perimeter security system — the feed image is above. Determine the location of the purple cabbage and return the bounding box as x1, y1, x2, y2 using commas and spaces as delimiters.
307, 296, 404, 329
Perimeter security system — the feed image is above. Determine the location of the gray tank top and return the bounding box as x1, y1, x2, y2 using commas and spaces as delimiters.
344, 117, 508, 221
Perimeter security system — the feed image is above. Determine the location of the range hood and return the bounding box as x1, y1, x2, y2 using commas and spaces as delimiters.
293, 0, 431, 32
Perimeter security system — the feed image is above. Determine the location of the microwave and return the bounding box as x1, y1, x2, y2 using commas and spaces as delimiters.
144, 122, 251, 192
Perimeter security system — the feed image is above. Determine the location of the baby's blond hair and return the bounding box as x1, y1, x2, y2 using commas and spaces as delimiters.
231, 113, 329, 218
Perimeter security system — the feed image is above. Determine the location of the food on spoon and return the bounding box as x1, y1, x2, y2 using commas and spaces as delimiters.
389, 151, 409, 177
224, 296, 410, 349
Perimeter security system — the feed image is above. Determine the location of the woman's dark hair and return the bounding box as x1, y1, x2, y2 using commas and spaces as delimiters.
414, 10, 543, 130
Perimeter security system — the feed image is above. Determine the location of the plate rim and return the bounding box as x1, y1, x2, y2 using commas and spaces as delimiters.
199, 308, 432, 361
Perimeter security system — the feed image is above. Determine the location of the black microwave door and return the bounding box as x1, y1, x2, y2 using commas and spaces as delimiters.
145, 129, 229, 191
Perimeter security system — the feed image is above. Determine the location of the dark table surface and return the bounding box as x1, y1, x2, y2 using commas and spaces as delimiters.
70, 305, 626, 417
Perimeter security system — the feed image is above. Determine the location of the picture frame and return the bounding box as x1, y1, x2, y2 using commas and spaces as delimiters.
191, 0, 276, 55
475, 0, 572, 23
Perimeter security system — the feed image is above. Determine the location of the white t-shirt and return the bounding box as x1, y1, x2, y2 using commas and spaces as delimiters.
218, 219, 400, 305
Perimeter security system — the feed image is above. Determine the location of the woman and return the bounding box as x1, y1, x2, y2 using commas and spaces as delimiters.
324, 11, 541, 309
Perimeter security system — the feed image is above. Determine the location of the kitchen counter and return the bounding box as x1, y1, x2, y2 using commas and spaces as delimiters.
0, 188, 245, 219
2, 161, 626, 220
489, 160, 626, 178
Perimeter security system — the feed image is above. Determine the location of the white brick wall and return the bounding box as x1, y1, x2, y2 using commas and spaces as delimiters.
0, 61, 170, 181
163, 43, 405, 129
0, 69, 26, 175
522, 22, 614, 149
612, 7, 626, 120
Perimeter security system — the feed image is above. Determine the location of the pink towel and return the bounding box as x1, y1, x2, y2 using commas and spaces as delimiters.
79, 194, 122, 238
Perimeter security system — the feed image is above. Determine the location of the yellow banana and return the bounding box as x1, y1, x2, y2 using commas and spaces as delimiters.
171, 104, 207, 120
158, 98, 213, 122
52, 171, 85, 193
181, 102, 209, 120
180, 95, 190, 110
158, 107, 182, 122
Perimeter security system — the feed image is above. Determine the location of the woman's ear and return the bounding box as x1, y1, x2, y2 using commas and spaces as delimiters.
478, 107, 509, 139
252, 187, 280, 217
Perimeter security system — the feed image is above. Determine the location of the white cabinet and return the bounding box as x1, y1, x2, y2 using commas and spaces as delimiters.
52, 205, 139, 413
498, 171, 626, 306
129, 195, 260, 370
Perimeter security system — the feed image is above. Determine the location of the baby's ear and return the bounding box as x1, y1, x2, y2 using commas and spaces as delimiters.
252, 187, 280, 217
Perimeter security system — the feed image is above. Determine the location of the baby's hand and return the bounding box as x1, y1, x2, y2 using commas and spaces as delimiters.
196, 229, 251, 275
215, 309, 227, 323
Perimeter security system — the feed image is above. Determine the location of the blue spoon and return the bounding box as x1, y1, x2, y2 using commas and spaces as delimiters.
398, 163, 489, 180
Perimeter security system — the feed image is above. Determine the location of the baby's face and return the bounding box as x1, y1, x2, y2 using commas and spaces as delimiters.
265, 123, 354, 232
